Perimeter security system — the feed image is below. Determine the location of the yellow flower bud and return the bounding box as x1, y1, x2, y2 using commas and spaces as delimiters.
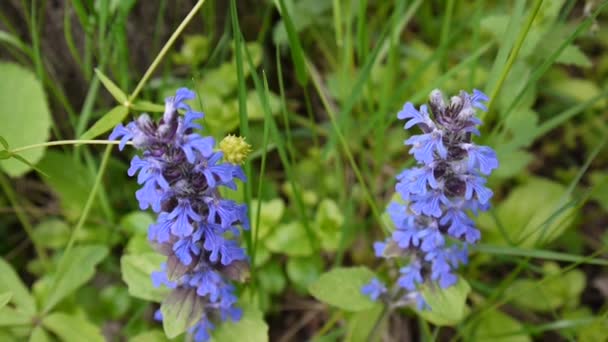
219, 135, 252, 165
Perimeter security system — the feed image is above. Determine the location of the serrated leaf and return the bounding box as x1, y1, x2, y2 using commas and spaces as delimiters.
0, 62, 51, 176
308, 267, 376, 312
42, 312, 104, 342
80, 105, 129, 140
417, 278, 471, 326
121, 253, 168, 302
0, 258, 36, 315
43, 245, 109, 312
160, 288, 206, 338
95, 68, 128, 103
212, 305, 268, 342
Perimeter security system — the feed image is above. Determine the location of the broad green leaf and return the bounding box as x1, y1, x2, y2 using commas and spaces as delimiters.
251, 198, 285, 239
478, 177, 576, 247
345, 304, 384, 342
79, 105, 129, 140
32, 219, 71, 249
286, 256, 323, 293
37, 151, 96, 221
120, 211, 155, 235
172, 34, 211, 66
0, 258, 36, 314
160, 288, 206, 338
313, 199, 344, 251
550, 79, 606, 109
308, 267, 376, 312
246, 91, 281, 120
0, 293, 11, 310
506, 263, 585, 312
257, 260, 286, 295
0, 306, 31, 326
29, 326, 51, 342
463, 309, 530, 342
121, 253, 168, 302
43, 245, 108, 312
0, 62, 51, 177
94, 68, 128, 103
417, 278, 471, 326
212, 305, 268, 342
42, 312, 104, 342
493, 148, 533, 179
265, 221, 313, 256
129, 330, 169, 342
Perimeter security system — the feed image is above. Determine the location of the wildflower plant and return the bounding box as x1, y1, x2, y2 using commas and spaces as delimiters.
110, 88, 251, 341
362, 89, 498, 309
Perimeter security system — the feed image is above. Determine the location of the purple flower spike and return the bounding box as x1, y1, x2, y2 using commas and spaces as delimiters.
109, 88, 250, 342
363, 89, 497, 311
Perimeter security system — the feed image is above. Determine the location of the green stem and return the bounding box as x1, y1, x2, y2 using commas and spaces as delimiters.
0, 172, 50, 271
9, 140, 123, 154
128, 0, 207, 102
485, 0, 543, 114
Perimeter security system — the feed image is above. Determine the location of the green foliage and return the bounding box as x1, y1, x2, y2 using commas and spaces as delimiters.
80, 106, 129, 140
211, 305, 268, 342
0, 62, 51, 177
121, 253, 168, 302
478, 177, 576, 247
0, 259, 36, 315
463, 309, 531, 342
160, 288, 205, 338
418, 278, 471, 326
42, 312, 104, 342
308, 267, 376, 312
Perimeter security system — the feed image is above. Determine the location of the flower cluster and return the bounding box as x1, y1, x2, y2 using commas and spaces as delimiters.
110, 88, 250, 341
362, 89, 498, 309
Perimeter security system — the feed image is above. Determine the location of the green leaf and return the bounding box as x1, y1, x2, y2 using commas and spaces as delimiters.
417, 278, 471, 326
80, 105, 129, 140
0, 306, 31, 326
493, 148, 534, 179
251, 198, 285, 239
308, 267, 376, 312
506, 263, 585, 312
345, 304, 384, 342
286, 256, 323, 293
463, 309, 531, 342
257, 260, 286, 295
0, 62, 51, 177
121, 253, 168, 302
32, 219, 71, 249
130, 100, 165, 112
313, 199, 344, 251
43, 245, 108, 312
589, 172, 608, 212
550, 79, 606, 109
0, 293, 12, 310
42, 312, 104, 342
29, 326, 51, 342
556, 44, 592, 67
0, 136, 9, 149
478, 178, 576, 247
0, 258, 36, 314
211, 305, 268, 342
160, 288, 206, 338
94, 68, 128, 103
37, 151, 96, 221
265, 221, 313, 256
129, 330, 170, 342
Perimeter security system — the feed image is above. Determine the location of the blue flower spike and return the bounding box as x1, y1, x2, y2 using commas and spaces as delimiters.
363, 89, 498, 310
110, 88, 251, 341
